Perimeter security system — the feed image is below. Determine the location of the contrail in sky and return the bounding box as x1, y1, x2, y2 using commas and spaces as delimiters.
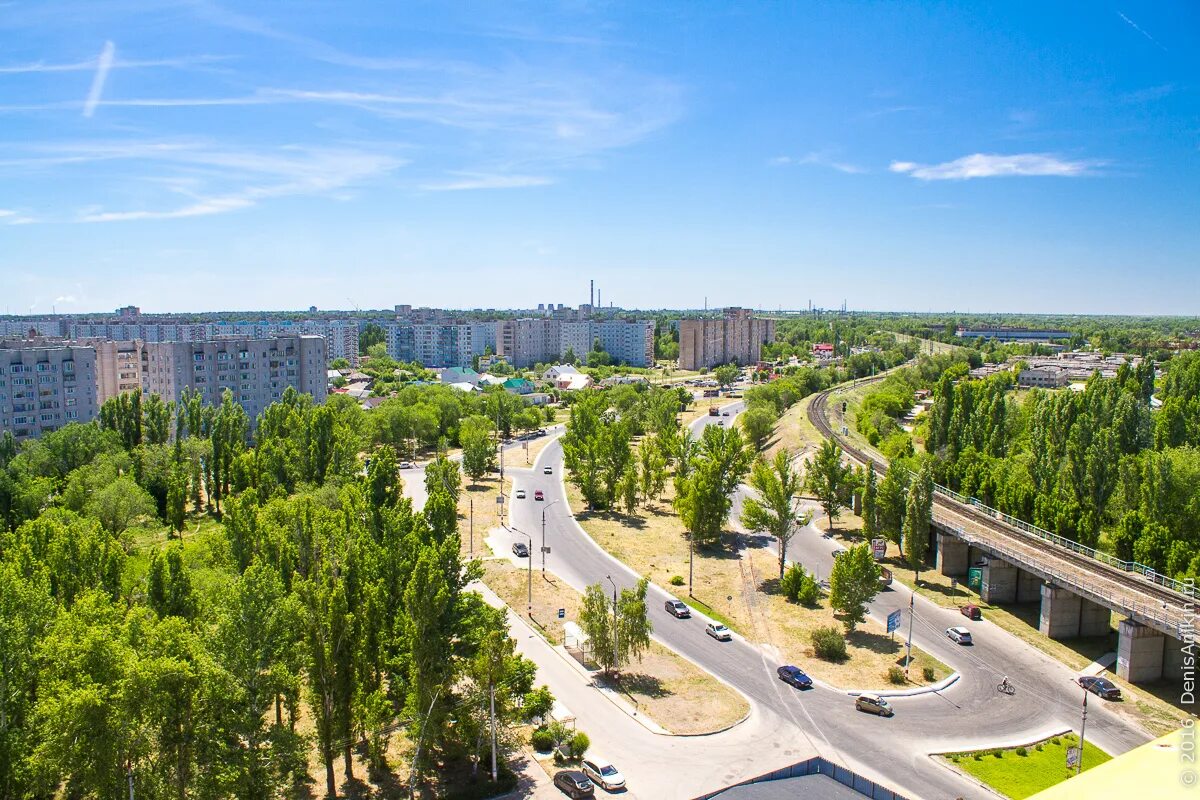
83, 41, 115, 117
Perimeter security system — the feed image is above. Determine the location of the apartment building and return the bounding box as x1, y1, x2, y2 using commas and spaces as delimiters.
140, 336, 327, 422
592, 319, 655, 367
0, 341, 98, 441
497, 318, 560, 368
92, 339, 145, 404
678, 307, 776, 370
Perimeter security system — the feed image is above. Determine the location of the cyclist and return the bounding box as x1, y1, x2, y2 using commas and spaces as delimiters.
999, 676, 1013, 693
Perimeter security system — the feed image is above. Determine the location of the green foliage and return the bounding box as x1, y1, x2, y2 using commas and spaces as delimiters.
359, 322, 385, 354
713, 363, 740, 388
740, 405, 778, 451
887, 666, 906, 685
741, 450, 808, 579
530, 728, 555, 752
669, 575, 685, 586
675, 425, 753, 547
810, 626, 847, 661
567, 732, 590, 760
579, 579, 652, 674
806, 439, 854, 530
828, 544, 880, 633
923, 666, 936, 682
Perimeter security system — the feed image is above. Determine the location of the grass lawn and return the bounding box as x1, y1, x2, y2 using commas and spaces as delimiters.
479, 560, 748, 735
459, 473, 512, 558
564, 482, 949, 690
942, 733, 1110, 800
763, 393, 826, 461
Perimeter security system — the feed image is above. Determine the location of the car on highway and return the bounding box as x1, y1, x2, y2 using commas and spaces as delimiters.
1078, 675, 1122, 700
777, 665, 813, 689
665, 599, 691, 618
946, 626, 973, 645
706, 623, 732, 641
512, 542, 529, 558
516, 489, 526, 499
717, 420, 724, 426
721, 411, 730, 416
534, 490, 544, 501
855, 692, 893, 717
581, 759, 626, 791
960, 604, 982, 620
553, 770, 595, 798
544, 466, 554, 475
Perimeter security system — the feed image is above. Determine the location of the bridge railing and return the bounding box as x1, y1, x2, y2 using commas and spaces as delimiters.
954, 527, 1185, 637
934, 484, 1190, 597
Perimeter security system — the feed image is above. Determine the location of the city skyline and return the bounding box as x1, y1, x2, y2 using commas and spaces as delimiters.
1, 2, 1198, 315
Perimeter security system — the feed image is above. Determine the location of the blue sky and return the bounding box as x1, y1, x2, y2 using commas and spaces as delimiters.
1, 1, 1196, 315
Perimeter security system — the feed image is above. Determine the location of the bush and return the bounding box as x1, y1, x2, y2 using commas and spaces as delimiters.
992, 750, 1004, 759
567, 732, 590, 760
530, 728, 555, 753
522, 686, 554, 725
973, 753, 983, 761
780, 563, 805, 601
1035, 744, 1044, 752
669, 575, 685, 586
797, 574, 822, 606
922, 666, 936, 682
811, 626, 847, 661
1051, 737, 1061, 745
887, 666, 906, 685
1015, 747, 1028, 757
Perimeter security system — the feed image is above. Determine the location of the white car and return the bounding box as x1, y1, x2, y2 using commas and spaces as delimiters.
398, 461, 414, 469
706, 623, 732, 641
543, 466, 553, 475
946, 626, 973, 645
515, 489, 526, 499
581, 758, 626, 791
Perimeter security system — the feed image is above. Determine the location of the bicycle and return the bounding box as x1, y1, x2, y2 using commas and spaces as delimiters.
997, 678, 1016, 695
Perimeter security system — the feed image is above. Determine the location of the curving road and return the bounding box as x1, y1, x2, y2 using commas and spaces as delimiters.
491, 392, 1152, 800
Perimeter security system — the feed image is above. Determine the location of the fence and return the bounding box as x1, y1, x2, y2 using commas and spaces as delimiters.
692, 756, 909, 800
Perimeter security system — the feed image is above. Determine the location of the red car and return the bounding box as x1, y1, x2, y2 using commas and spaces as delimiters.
960, 605, 982, 620
534, 490, 544, 501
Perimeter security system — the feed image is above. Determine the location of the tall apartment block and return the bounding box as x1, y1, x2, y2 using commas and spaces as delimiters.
140, 335, 327, 422
678, 308, 776, 370
0, 341, 98, 441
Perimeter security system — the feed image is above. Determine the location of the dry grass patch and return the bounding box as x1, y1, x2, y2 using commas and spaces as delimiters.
459, 474, 512, 558
480, 560, 748, 734
514, 433, 559, 469
563, 483, 949, 690
764, 393, 826, 461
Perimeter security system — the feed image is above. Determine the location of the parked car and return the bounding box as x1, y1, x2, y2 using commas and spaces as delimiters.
544, 466, 554, 475
855, 692, 894, 716
581, 759, 626, 791
1078, 675, 1123, 700
665, 599, 691, 618
399, 461, 414, 469
960, 604, 982, 620
512, 542, 529, 558
706, 623, 732, 641
553, 770, 595, 798
516, 489, 526, 499
534, 490, 544, 501
879, 567, 893, 587
946, 626, 973, 645
777, 665, 813, 689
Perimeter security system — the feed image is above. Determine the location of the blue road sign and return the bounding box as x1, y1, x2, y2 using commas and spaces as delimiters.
557, 608, 565, 619
887, 609, 902, 634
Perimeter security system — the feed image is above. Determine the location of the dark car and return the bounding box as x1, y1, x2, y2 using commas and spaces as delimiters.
534, 490, 545, 501
1078, 675, 1122, 701
665, 599, 691, 618
512, 542, 530, 558
777, 665, 813, 689
960, 604, 982, 620
553, 770, 595, 798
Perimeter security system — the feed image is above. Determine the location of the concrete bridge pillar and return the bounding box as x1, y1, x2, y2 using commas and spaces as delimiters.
1017, 570, 1043, 604
1039, 584, 1082, 639
936, 532, 968, 577
1163, 635, 1188, 690
980, 558, 1017, 604
1117, 619, 1165, 684
1078, 598, 1113, 637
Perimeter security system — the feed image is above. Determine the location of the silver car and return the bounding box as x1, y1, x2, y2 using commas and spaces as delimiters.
706, 623, 732, 641
581, 759, 626, 791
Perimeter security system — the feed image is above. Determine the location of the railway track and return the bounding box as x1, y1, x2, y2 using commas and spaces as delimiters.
808, 381, 1193, 621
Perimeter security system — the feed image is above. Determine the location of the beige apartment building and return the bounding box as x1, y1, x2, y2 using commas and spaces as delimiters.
0, 341, 98, 441
140, 335, 327, 422
678, 307, 776, 370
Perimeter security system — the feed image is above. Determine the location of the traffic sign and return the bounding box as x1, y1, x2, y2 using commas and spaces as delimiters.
541, 546, 551, 554
1066, 747, 1080, 768
557, 608, 565, 619
496, 495, 504, 504
887, 609, 902, 634
871, 538, 888, 561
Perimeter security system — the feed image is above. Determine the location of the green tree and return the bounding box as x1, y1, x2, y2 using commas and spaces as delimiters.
861, 466, 878, 540
807, 439, 853, 530
675, 425, 753, 547
741, 450, 810, 579
876, 462, 909, 545
86, 476, 155, 535
740, 405, 777, 451
713, 363, 740, 389
828, 543, 880, 633
902, 462, 934, 580
461, 416, 497, 486
359, 322, 385, 355
146, 547, 198, 621
578, 579, 652, 675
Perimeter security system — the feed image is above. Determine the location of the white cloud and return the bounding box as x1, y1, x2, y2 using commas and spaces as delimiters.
54, 295, 77, 304
1117, 11, 1167, 51
0, 209, 35, 224
770, 151, 866, 174
421, 173, 554, 191
0, 54, 229, 74
889, 153, 1102, 180
83, 41, 115, 118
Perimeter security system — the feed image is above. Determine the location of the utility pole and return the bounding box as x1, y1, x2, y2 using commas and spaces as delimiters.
126, 763, 134, 800
489, 681, 498, 782
688, 533, 695, 597
515, 528, 532, 615
1076, 684, 1089, 775
469, 495, 474, 557
904, 593, 915, 676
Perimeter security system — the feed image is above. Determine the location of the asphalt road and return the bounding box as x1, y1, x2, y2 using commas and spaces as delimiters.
496, 395, 1153, 800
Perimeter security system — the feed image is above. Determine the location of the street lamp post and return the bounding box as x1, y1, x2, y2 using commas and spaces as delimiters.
605, 575, 619, 678
541, 499, 560, 575
514, 527, 533, 616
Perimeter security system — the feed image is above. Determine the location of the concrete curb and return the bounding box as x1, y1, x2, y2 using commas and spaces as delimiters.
928, 726, 1077, 756
928, 727, 1077, 800
844, 672, 961, 698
